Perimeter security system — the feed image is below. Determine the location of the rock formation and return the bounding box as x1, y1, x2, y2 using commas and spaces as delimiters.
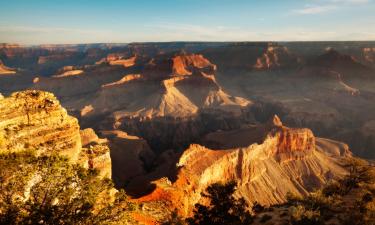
99, 130, 155, 187
201, 42, 302, 72
253, 46, 301, 70
80, 128, 108, 146
96, 53, 135, 66
0, 90, 82, 160
0, 59, 16, 75
1, 41, 375, 159
53, 66, 84, 78
310, 49, 373, 81
0, 90, 112, 178
102, 53, 249, 120
136, 116, 350, 219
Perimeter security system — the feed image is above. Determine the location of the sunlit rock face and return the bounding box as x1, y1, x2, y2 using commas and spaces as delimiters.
0, 90, 82, 160
0, 90, 112, 178
0, 59, 16, 75
136, 116, 350, 217
78, 128, 112, 179
253, 45, 301, 70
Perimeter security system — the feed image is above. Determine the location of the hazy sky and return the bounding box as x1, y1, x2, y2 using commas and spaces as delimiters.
0, 0, 375, 44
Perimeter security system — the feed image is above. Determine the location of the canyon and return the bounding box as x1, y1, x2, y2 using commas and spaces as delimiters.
0, 41, 375, 223
134, 116, 350, 220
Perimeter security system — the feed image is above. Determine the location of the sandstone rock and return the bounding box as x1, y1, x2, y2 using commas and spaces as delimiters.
100, 130, 155, 188
0, 90, 82, 161
0, 59, 16, 75
80, 128, 108, 146
33, 77, 40, 83
254, 45, 301, 70
78, 145, 112, 179
137, 118, 350, 218
52, 69, 84, 78
171, 54, 216, 76
103, 53, 250, 120
101, 74, 142, 88
0, 90, 113, 178
96, 53, 137, 68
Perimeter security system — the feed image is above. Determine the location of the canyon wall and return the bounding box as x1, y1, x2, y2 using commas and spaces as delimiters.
136, 116, 350, 219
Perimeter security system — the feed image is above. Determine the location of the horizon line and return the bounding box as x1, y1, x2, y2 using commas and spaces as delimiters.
2, 40, 375, 46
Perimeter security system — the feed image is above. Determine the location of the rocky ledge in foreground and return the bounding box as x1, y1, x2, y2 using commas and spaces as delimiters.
0, 90, 111, 178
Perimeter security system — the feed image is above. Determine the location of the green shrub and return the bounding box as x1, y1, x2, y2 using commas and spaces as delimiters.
290, 205, 323, 225
0, 151, 135, 225
186, 181, 253, 225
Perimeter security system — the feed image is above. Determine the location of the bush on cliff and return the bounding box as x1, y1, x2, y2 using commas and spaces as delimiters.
186, 181, 253, 225
0, 152, 135, 225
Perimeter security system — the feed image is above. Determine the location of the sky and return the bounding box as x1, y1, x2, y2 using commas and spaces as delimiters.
0, 0, 375, 44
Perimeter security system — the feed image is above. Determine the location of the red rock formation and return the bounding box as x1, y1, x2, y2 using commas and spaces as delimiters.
101, 74, 142, 88
0, 90, 112, 178
0, 90, 82, 160
172, 54, 216, 76
96, 53, 137, 68
94, 53, 249, 120
135, 116, 350, 220
254, 46, 301, 70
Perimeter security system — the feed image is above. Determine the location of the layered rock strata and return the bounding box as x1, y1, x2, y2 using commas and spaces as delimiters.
136, 116, 350, 218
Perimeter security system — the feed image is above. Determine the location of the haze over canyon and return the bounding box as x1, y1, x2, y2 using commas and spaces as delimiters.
0, 41, 374, 224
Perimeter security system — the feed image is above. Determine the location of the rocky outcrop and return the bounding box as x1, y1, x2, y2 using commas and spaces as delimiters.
96, 53, 136, 67
0, 59, 16, 75
201, 42, 302, 72
78, 144, 112, 179
80, 128, 108, 146
171, 54, 216, 76
104, 53, 249, 120
53, 70, 84, 78
73, 53, 250, 132
0, 90, 82, 160
309, 49, 373, 81
0, 90, 113, 178
109, 56, 137, 67
53, 66, 84, 77
101, 74, 142, 88
136, 116, 350, 219
363, 47, 375, 64
254, 46, 301, 70
79, 123, 112, 180
100, 130, 155, 187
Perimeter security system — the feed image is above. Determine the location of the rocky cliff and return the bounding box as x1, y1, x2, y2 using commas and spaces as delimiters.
253, 46, 301, 70
99, 130, 155, 188
0, 59, 16, 75
0, 90, 82, 160
136, 116, 350, 219
0, 90, 112, 178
